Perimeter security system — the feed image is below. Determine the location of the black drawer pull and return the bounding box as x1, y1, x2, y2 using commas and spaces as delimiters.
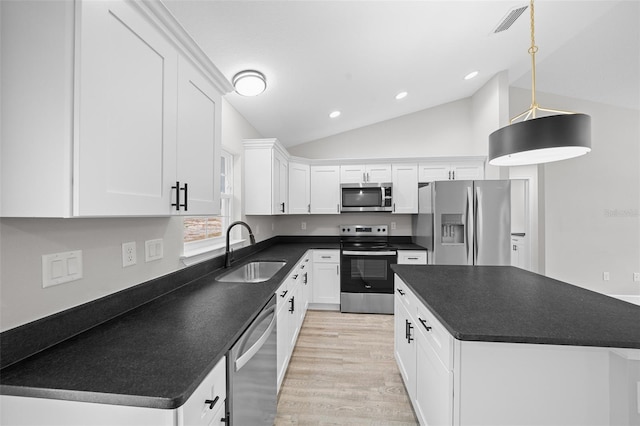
205, 396, 219, 410
419, 317, 432, 331
280, 290, 288, 298
396, 288, 405, 296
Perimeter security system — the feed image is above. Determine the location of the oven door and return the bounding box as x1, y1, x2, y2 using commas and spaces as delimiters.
340, 250, 396, 294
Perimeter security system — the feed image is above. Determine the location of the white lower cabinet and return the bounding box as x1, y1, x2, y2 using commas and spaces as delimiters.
311, 250, 340, 307
0, 357, 227, 426
397, 250, 427, 265
394, 294, 416, 401
276, 251, 312, 393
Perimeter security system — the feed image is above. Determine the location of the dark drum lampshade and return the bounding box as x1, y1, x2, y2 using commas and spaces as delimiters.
488, 113, 591, 166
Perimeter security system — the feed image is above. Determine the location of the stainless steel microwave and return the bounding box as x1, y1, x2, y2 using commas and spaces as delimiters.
340, 183, 393, 212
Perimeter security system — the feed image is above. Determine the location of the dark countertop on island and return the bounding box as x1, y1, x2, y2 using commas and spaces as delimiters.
0, 241, 339, 409
392, 265, 640, 349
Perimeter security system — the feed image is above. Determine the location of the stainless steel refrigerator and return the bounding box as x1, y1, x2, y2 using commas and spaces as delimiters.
413, 180, 511, 265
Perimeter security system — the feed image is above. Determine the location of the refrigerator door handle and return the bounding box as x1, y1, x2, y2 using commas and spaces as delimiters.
234, 304, 276, 371
466, 187, 473, 265
475, 187, 482, 264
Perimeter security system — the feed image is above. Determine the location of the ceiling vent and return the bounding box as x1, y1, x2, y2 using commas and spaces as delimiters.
493, 5, 528, 33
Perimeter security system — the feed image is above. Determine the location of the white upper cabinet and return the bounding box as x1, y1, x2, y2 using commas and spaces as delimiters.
244, 139, 289, 215
0, 0, 231, 217
175, 58, 222, 216
391, 163, 418, 214
75, 0, 179, 216
418, 159, 485, 183
340, 164, 392, 184
288, 162, 311, 215
310, 166, 340, 214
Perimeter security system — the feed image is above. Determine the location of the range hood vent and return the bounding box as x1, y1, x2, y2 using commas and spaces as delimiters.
493, 5, 528, 33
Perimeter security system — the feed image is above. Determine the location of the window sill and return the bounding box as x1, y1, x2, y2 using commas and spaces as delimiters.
181, 239, 246, 267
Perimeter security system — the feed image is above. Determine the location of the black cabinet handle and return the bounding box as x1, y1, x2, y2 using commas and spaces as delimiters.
419, 317, 432, 331
293, 274, 299, 279
397, 288, 405, 296
405, 319, 413, 343
281, 202, 285, 213
182, 183, 188, 211
205, 396, 219, 410
289, 296, 295, 313
303, 272, 308, 284
172, 181, 181, 211
280, 290, 288, 298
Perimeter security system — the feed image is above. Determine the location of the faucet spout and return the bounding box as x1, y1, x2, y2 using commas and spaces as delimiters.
225, 221, 256, 268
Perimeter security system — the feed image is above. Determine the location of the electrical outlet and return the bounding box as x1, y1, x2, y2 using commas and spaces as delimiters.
301, 221, 307, 230
122, 242, 137, 267
603, 271, 610, 281
391, 222, 397, 230
634, 272, 640, 282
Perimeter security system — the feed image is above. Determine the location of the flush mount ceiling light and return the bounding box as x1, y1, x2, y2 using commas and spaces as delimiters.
489, 0, 591, 167
329, 110, 341, 118
464, 71, 479, 80
395, 91, 408, 100
232, 70, 267, 96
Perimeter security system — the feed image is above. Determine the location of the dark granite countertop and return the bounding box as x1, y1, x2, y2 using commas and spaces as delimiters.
391, 265, 640, 349
0, 241, 338, 409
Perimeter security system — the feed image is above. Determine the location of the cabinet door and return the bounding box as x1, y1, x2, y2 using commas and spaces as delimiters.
244, 147, 273, 215
451, 162, 484, 181
365, 164, 392, 183
418, 162, 451, 183
392, 164, 418, 214
75, 0, 177, 216
176, 58, 221, 215
340, 165, 366, 183
287, 281, 302, 349
273, 151, 288, 215
310, 166, 340, 214
415, 331, 453, 426
311, 262, 340, 304
288, 162, 310, 214
394, 298, 416, 401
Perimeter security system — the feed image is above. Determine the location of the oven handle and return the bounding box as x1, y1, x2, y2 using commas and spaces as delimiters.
342, 250, 397, 256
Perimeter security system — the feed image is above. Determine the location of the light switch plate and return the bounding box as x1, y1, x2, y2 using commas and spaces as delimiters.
42, 251, 83, 288
145, 239, 163, 262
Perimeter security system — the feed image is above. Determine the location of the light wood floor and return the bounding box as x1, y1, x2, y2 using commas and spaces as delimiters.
275, 310, 418, 425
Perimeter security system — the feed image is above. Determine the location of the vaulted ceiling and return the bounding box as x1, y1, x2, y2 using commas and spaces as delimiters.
164, 1, 639, 147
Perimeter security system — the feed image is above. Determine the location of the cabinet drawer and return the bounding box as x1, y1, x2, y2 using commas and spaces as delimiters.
397, 250, 427, 265
180, 356, 226, 426
415, 302, 453, 371
313, 250, 340, 263
276, 280, 291, 312
394, 275, 417, 314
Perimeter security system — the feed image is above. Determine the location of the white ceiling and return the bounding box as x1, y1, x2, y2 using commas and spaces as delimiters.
164, 0, 639, 147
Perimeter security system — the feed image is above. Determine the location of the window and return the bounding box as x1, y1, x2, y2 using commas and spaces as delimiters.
183, 151, 233, 256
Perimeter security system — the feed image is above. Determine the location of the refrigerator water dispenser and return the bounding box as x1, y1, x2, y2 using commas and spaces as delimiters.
441, 214, 464, 245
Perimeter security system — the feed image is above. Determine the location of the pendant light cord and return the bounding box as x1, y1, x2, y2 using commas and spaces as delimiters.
510, 0, 575, 123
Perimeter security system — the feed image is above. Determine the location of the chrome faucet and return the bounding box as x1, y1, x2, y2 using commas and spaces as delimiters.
224, 221, 256, 267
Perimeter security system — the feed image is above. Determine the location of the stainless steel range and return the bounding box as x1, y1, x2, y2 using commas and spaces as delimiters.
340, 225, 397, 314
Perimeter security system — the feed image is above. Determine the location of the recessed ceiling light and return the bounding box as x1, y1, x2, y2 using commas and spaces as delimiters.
464, 71, 479, 80
329, 111, 341, 118
395, 91, 408, 100
232, 70, 267, 96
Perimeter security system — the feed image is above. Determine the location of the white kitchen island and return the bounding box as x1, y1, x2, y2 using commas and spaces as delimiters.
392, 265, 640, 426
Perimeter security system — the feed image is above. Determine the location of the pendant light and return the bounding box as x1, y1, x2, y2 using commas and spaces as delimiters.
488, 0, 591, 166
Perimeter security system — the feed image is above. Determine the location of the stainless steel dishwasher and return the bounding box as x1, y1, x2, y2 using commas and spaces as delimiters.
227, 295, 277, 425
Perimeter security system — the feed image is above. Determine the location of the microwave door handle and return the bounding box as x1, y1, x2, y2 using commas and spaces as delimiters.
381, 187, 385, 207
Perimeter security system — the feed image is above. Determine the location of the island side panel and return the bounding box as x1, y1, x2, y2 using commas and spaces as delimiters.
454, 340, 610, 426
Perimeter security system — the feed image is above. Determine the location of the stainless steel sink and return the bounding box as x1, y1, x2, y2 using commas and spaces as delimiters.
215, 260, 287, 283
